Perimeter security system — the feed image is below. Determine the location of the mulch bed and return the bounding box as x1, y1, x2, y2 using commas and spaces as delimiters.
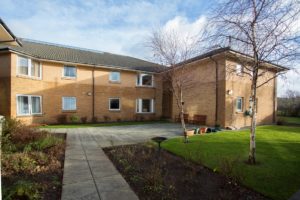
104, 144, 268, 200
2, 133, 66, 200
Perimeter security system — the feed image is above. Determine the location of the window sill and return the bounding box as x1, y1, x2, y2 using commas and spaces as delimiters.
62, 77, 77, 80
109, 109, 121, 112
17, 114, 43, 117
136, 112, 155, 114
16, 74, 42, 80
136, 85, 155, 88
109, 80, 121, 84
236, 111, 244, 114
62, 110, 77, 113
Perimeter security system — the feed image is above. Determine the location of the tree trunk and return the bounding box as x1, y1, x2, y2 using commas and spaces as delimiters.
179, 89, 187, 143
249, 75, 257, 164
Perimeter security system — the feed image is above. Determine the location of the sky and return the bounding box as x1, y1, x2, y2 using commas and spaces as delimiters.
0, 0, 299, 96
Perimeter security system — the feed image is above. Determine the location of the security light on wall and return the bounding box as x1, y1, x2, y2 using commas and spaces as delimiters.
87, 92, 92, 96
227, 90, 233, 95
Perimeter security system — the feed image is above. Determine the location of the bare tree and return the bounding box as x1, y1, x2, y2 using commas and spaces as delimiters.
209, 0, 300, 164
147, 30, 201, 142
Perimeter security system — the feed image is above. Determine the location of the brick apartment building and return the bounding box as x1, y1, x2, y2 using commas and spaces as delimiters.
0, 19, 287, 128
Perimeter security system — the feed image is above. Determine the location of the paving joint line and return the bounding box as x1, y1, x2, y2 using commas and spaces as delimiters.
78, 133, 103, 200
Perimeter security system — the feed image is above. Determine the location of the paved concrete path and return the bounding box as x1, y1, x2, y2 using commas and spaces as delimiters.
289, 190, 300, 200
52, 123, 187, 200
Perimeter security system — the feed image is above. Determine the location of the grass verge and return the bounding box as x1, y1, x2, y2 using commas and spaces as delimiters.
162, 125, 300, 200
41, 120, 169, 128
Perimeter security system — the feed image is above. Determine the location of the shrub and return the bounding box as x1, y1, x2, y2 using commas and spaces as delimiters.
70, 115, 80, 124
2, 153, 37, 174
3, 180, 40, 200
24, 136, 63, 152
81, 116, 88, 123
56, 114, 67, 124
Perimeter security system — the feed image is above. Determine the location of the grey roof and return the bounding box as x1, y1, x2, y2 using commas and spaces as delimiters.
177, 47, 288, 71
0, 38, 164, 72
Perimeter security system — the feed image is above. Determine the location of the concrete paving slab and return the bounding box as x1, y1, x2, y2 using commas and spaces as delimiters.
61, 180, 100, 200
58, 123, 186, 200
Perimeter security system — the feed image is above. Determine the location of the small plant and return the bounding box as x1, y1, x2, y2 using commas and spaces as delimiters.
117, 118, 122, 122
92, 116, 98, 123
103, 115, 111, 122
70, 115, 80, 124
3, 180, 40, 200
276, 117, 286, 125
56, 114, 67, 124
81, 116, 88, 123
218, 157, 244, 183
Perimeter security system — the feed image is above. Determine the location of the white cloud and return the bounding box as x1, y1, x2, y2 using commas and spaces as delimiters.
278, 68, 300, 96
163, 15, 207, 38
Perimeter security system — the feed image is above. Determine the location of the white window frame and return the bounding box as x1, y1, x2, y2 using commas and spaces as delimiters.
62, 97, 77, 111
136, 73, 154, 87
62, 65, 77, 78
16, 94, 42, 116
109, 98, 121, 111
236, 97, 243, 112
17, 56, 42, 79
109, 71, 121, 82
136, 99, 155, 113
236, 64, 243, 75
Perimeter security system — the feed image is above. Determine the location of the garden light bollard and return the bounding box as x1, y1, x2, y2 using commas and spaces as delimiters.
0, 115, 4, 135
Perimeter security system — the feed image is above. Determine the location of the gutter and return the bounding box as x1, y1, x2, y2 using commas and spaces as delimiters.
92, 65, 96, 121
0, 18, 22, 46
209, 56, 219, 126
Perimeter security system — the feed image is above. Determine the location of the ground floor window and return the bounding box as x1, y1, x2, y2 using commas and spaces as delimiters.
236, 97, 243, 112
136, 99, 154, 113
17, 95, 42, 116
109, 98, 120, 111
62, 97, 77, 111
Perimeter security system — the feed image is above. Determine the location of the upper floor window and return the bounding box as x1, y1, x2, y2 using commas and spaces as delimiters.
109, 72, 120, 82
236, 97, 243, 112
17, 95, 42, 116
109, 98, 120, 111
17, 56, 41, 79
236, 64, 243, 75
137, 73, 153, 87
62, 97, 77, 111
136, 99, 154, 113
63, 66, 77, 78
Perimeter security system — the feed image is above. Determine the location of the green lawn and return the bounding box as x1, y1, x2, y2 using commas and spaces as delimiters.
41, 120, 169, 128
162, 126, 300, 200
278, 116, 300, 125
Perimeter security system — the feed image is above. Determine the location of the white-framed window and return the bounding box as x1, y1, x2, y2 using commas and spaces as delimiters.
109, 72, 121, 82
63, 66, 77, 78
17, 56, 41, 79
236, 97, 243, 112
62, 97, 77, 111
137, 73, 153, 87
136, 99, 154, 113
109, 98, 120, 111
16, 95, 42, 116
236, 64, 243, 75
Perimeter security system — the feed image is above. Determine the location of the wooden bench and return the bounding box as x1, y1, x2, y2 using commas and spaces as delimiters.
190, 114, 207, 125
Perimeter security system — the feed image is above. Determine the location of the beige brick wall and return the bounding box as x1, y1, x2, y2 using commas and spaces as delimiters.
9, 53, 162, 124
167, 55, 227, 126
225, 59, 276, 128
167, 54, 276, 128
